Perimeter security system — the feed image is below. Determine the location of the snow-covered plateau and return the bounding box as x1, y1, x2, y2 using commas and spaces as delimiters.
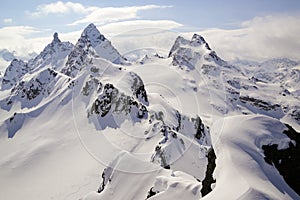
0, 23, 299, 200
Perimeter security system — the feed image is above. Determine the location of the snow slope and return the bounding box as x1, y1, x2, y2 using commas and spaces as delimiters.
208, 115, 299, 199
0, 24, 299, 200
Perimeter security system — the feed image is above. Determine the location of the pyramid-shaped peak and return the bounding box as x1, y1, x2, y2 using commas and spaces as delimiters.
85, 23, 96, 29
82, 23, 97, 35
52, 32, 61, 43
81, 23, 106, 46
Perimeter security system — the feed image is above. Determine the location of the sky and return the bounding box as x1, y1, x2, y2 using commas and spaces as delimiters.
0, 0, 300, 69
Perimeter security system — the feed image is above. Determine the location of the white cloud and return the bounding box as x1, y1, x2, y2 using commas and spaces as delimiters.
27, 1, 172, 26
68, 5, 172, 26
3, 18, 13, 24
0, 26, 49, 58
101, 20, 182, 36
59, 30, 81, 44
28, 1, 90, 17
100, 20, 182, 55
0, 26, 48, 71
197, 15, 300, 61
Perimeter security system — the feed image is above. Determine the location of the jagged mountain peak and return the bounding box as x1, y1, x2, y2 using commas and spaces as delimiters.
61, 23, 126, 77
80, 23, 106, 47
169, 34, 212, 58
52, 32, 61, 43
169, 34, 225, 69
1, 32, 73, 89
28, 33, 74, 72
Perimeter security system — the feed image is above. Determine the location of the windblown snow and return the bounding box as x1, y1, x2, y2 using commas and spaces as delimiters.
0, 23, 299, 200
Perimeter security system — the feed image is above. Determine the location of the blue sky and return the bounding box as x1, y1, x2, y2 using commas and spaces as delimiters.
1, 0, 300, 30
0, 0, 300, 64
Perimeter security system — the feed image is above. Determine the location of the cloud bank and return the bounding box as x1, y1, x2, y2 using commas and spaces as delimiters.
68, 5, 172, 26
198, 15, 300, 61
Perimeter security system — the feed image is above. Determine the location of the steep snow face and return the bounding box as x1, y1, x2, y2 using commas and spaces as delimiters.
1, 67, 68, 111
61, 23, 125, 77
208, 115, 299, 200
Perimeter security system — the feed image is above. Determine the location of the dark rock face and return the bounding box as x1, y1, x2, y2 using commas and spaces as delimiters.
129, 72, 148, 104
152, 145, 171, 169
97, 167, 111, 193
239, 96, 281, 111
146, 187, 158, 199
192, 115, 205, 140
262, 124, 300, 195
90, 83, 119, 117
201, 147, 216, 197
290, 108, 300, 122
89, 83, 148, 119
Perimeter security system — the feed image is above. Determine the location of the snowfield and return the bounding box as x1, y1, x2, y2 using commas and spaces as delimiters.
0, 23, 299, 200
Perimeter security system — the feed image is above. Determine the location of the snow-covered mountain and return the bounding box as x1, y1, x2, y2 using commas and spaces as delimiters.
28, 32, 74, 72
0, 49, 38, 74
61, 23, 126, 77
0, 23, 299, 200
